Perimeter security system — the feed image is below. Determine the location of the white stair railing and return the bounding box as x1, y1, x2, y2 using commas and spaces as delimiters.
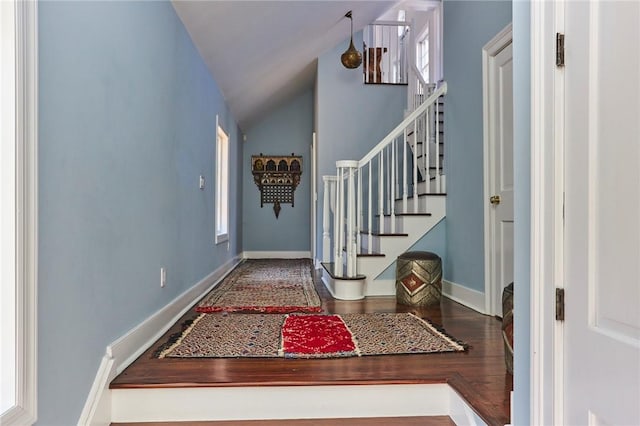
359, 81, 447, 213
324, 83, 447, 278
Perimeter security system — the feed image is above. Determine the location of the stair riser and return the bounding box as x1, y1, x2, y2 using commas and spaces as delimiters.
359, 234, 381, 253
359, 215, 412, 240
394, 191, 445, 215
413, 178, 446, 195
359, 215, 443, 259
358, 196, 446, 296
111, 384, 454, 422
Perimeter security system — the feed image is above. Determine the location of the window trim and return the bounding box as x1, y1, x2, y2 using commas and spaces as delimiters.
215, 116, 229, 245
1, 0, 38, 424
415, 4, 443, 85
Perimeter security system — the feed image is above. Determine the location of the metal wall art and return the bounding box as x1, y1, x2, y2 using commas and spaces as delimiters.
251, 153, 302, 218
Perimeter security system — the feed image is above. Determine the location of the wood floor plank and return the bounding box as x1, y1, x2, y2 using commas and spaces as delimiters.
111, 269, 512, 425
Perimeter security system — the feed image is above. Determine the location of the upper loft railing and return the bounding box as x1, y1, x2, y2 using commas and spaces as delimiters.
363, 21, 410, 84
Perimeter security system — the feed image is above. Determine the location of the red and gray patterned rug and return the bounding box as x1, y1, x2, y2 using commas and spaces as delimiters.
195, 258, 322, 314
155, 312, 467, 359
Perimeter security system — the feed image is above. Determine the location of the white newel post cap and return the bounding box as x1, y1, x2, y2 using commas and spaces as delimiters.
336, 160, 359, 169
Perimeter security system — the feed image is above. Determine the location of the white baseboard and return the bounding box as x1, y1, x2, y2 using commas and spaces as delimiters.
243, 251, 311, 259
77, 355, 114, 426
77, 255, 242, 425
321, 273, 336, 297
449, 387, 488, 426
442, 279, 487, 315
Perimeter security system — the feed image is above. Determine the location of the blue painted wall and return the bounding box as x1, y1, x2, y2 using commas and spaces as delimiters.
442, 0, 512, 292
376, 219, 447, 280
513, 1, 531, 423
38, 1, 241, 423
242, 89, 314, 251
315, 31, 406, 260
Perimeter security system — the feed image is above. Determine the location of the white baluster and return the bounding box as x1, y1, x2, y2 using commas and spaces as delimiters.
367, 162, 372, 253
435, 97, 441, 192
425, 106, 431, 194
378, 150, 384, 233
391, 139, 396, 233
386, 145, 391, 216
413, 118, 418, 213
347, 166, 356, 276
403, 128, 408, 212
356, 167, 362, 254
334, 168, 343, 277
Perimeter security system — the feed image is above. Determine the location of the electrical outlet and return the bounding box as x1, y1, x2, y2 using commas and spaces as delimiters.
199, 175, 205, 190
160, 267, 167, 288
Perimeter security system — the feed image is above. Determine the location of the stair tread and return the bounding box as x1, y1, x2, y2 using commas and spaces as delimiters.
320, 262, 366, 280
376, 213, 433, 217
360, 231, 409, 237
357, 252, 386, 257
111, 416, 456, 426
416, 155, 445, 161
395, 192, 446, 201
396, 212, 434, 216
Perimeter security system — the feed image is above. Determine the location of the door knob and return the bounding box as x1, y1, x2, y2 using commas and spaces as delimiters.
490, 195, 501, 205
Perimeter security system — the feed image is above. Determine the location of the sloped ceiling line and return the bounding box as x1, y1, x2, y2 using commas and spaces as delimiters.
172, 0, 399, 129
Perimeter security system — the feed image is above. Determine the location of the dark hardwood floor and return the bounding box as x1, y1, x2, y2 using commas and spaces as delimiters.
111, 269, 512, 426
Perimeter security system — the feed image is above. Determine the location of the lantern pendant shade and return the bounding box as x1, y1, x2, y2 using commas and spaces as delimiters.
341, 11, 362, 69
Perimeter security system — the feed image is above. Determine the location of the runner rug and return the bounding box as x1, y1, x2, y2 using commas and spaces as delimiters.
196, 258, 322, 314
155, 312, 467, 359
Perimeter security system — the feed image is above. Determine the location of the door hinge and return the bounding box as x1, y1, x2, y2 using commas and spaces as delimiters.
556, 33, 565, 67
556, 288, 565, 321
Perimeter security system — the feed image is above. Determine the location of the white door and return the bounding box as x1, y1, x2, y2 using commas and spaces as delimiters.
488, 41, 514, 316
563, 1, 640, 424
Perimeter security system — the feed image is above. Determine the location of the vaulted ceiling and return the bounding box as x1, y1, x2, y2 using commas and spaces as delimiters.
172, 1, 399, 129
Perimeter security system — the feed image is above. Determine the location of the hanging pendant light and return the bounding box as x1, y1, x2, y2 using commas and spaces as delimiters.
341, 11, 362, 69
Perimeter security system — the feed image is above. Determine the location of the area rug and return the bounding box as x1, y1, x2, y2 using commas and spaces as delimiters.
280, 314, 358, 358
195, 258, 322, 314
155, 312, 466, 359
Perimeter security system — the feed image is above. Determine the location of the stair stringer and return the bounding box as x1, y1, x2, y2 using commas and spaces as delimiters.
358, 195, 446, 296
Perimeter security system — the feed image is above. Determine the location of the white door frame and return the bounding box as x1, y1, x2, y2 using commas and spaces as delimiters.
482, 23, 513, 316
311, 132, 317, 265
0, 0, 38, 424
530, 1, 564, 425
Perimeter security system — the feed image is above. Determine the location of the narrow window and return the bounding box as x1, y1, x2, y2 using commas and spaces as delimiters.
215, 119, 229, 244
417, 28, 430, 83
415, 5, 443, 85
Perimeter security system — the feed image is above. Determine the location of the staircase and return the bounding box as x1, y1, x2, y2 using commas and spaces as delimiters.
321, 82, 448, 300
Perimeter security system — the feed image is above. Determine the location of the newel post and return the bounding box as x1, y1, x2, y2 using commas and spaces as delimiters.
322, 175, 336, 264
337, 160, 359, 278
